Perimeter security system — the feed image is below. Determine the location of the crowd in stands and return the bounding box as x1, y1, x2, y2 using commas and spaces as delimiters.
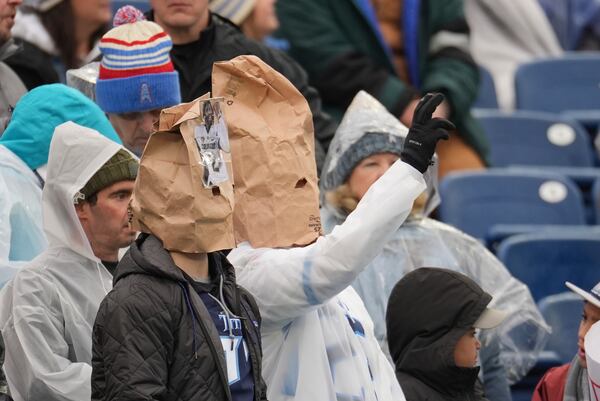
0, 1, 598, 401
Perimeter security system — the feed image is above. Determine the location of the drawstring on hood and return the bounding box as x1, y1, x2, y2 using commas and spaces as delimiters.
123, 234, 243, 358
208, 274, 243, 350
178, 272, 243, 357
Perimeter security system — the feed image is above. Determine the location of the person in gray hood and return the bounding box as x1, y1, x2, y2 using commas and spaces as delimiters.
386, 268, 507, 401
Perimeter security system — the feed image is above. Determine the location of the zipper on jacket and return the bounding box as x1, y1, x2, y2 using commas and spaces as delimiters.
184, 281, 234, 401
240, 298, 264, 401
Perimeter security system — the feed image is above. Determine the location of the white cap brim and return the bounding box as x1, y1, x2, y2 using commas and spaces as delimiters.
566, 281, 600, 309
473, 307, 508, 329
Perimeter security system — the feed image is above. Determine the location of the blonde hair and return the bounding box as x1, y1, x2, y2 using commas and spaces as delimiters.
326, 184, 428, 217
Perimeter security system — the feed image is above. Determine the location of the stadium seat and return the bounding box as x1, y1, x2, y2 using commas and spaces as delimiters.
472, 66, 498, 109
475, 110, 594, 167
510, 351, 563, 401
538, 292, 583, 363
439, 170, 586, 240
515, 53, 600, 114
496, 231, 600, 301
594, 178, 600, 223
111, 0, 150, 14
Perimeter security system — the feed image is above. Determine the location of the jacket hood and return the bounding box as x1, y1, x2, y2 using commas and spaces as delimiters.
0, 84, 121, 170
0, 39, 21, 62
43, 122, 124, 260
12, 10, 57, 55
115, 234, 237, 289
386, 268, 491, 396
321, 91, 440, 218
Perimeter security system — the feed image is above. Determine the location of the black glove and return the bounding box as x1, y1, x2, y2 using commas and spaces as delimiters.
401, 93, 455, 173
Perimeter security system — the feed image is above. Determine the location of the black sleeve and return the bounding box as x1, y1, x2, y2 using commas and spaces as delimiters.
5, 41, 60, 90
92, 283, 174, 401
313, 51, 418, 117
247, 41, 339, 157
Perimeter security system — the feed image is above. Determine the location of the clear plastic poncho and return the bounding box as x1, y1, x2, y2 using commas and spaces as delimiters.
229, 158, 427, 401
321, 92, 550, 383
320, 91, 440, 216
0, 145, 47, 288
0, 123, 122, 401
66, 62, 99, 102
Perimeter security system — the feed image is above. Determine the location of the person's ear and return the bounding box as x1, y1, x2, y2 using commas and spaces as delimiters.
74, 202, 89, 221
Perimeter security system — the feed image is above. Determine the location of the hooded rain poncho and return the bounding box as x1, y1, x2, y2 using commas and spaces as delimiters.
321, 92, 550, 383
0, 122, 124, 401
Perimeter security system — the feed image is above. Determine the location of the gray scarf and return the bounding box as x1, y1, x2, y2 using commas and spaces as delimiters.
564, 356, 590, 401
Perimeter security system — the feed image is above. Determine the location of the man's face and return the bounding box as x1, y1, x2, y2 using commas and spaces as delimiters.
151, 0, 209, 33
578, 301, 600, 368
0, 0, 21, 44
76, 181, 137, 260
109, 110, 161, 156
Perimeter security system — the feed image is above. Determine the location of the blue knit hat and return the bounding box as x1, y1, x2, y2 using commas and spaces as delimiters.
0, 84, 122, 170
96, 6, 181, 114
326, 132, 405, 190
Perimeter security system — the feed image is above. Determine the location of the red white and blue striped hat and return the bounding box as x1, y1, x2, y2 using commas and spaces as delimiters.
96, 6, 181, 114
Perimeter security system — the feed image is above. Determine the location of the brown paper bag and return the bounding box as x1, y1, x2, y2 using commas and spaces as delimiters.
212, 55, 321, 248
130, 95, 236, 253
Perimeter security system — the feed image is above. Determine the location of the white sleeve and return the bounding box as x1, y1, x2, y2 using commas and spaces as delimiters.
231, 160, 426, 326
0, 176, 45, 288
0, 181, 22, 288
2, 270, 91, 401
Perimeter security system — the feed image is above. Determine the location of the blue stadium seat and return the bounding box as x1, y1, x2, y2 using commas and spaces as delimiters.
473, 66, 498, 109
538, 292, 583, 363
594, 178, 600, 223
111, 0, 150, 15
475, 110, 594, 167
496, 231, 600, 301
515, 53, 600, 114
504, 167, 600, 224
439, 170, 586, 240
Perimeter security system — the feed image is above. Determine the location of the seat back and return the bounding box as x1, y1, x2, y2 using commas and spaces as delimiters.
475, 110, 594, 167
112, 0, 151, 14
473, 66, 498, 109
497, 232, 600, 301
515, 54, 600, 113
538, 292, 583, 364
439, 170, 586, 240
594, 178, 600, 224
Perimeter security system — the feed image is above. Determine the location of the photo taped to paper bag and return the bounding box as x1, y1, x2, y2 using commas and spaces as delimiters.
194, 98, 231, 188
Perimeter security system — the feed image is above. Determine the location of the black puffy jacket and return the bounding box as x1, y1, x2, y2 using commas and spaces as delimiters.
92, 234, 267, 401
386, 268, 490, 401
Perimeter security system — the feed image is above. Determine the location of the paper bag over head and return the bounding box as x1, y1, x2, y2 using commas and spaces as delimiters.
130, 95, 236, 253
212, 55, 321, 248
586, 321, 600, 399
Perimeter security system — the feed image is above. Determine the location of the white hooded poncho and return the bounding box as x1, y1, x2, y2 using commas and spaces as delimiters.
229, 152, 425, 401
0, 122, 124, 401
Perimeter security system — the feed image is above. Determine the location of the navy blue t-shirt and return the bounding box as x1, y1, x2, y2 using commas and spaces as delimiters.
190, 279, 255, 401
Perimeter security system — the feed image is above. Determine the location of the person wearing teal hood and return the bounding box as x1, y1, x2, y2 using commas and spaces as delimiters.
0, 83, 122, 289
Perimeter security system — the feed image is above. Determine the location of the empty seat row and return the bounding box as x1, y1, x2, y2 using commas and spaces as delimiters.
439, 169, 597, 241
